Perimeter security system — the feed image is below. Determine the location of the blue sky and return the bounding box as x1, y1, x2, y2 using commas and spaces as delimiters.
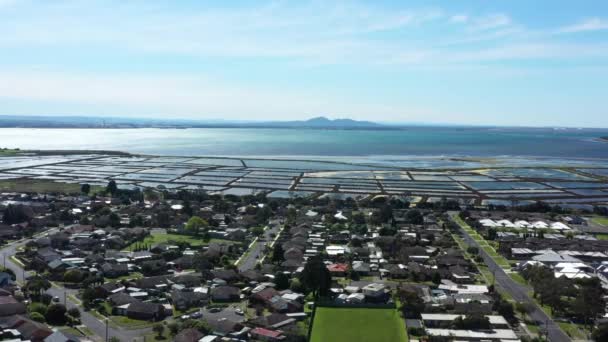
1, 0, 608, 127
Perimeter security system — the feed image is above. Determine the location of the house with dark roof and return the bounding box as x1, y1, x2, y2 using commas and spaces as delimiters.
249, 313, 296, 330
171, 290, 208, 310
210, 286, 240, 302
126, 300, 165, 321
44, 330, 80, 342
101, 263, 129, 278
0, 296, 26, 316
0, 315, 53, 342
173, 328, 203, 342
108, 292, 137, 306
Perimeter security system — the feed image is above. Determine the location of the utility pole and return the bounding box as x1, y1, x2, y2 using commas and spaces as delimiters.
105, 318, 109, 342
64, 291, 66, 306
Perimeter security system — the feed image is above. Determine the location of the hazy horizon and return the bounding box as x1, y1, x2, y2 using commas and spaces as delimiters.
1, 0, 608, 127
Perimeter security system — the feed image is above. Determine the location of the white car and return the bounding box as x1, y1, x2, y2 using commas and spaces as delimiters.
235, 308, 244, 315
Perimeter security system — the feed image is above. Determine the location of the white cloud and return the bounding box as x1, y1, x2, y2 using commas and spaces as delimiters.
450, 15, 468, 23
0, 69, 425, 121
470, 13, 511, 31
558, 18, 608, 33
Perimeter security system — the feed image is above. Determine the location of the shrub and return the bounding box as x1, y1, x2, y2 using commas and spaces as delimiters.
28, 302, 48, 316
30, 312, 45, 323
45, 304, 67, 325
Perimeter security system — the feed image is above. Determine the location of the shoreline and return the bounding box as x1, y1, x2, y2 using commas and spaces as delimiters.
3, 149, 608, 171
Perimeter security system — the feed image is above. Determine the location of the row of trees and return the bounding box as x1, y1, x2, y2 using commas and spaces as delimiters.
522, 264, 605, 325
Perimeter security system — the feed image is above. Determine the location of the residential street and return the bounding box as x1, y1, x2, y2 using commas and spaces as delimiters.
1, 230, 151, 342
237, 223, 281, 272
448, 212, 572, 342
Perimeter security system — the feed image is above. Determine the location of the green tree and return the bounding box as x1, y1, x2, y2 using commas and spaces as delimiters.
63, 269, 83, 284
25, 276, 51, 300
67, 307, 81, 319
452, 314, 491, 330
593, 323, 608, 342
251, 226, 265, 237
572, 278, 606, 327
153, 323, 165, 338
109, 337, 121, 342
109, 212, 121, 228
300, 255, 331, 298
275, 272, 289, 290
404, 209, 423, 224
397, 289, 425, 319
185, 216, 208, 235
515, 302, 533, 321
45, 304, 67, 325
271, 243, 285, 263
81, 183, 91, 195
167, 322, 179, 336
351, 212, 366, 225
106, 180, 118, 196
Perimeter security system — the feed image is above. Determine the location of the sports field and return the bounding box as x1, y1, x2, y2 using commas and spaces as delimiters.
310, 307, 407, 342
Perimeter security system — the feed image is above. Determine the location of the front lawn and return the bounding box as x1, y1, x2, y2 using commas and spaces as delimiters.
310, 307, 407, 342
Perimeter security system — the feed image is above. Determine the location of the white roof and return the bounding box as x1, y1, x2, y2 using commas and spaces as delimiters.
426, 329, 518, 340
438, 284, 489, 294
334, 211, 348, 220
550, 222, 570, 230
421, 314, 508, 325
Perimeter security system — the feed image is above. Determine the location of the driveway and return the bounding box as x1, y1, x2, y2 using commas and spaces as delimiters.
448, 212, 571, 342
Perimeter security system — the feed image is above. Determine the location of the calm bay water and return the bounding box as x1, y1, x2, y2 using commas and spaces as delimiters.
0, 127, 607, 159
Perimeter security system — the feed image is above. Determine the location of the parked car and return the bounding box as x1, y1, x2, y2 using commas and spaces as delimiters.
190, 311, 203, 319
235, 308, 244, 315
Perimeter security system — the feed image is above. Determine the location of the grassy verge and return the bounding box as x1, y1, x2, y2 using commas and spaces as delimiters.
10, 255, 25, 267
510, 273, 527, 286
235, 239, 258, 266
453, 216, 511, 269
558, 322, 587, 339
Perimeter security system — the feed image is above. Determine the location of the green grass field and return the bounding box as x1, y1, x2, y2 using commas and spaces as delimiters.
126, 233, 233, 250
592, 216, 608, 226
0, 179, 103, 194
310, 307, 407, 342
596, 233, 608, 240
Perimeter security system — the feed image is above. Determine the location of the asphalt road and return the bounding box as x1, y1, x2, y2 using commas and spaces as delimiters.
448, 212, 571, 342
1, 229, 151, 342
237, 224, 281, 272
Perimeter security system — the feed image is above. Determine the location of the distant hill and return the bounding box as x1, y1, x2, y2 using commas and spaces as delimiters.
0, 115, 384, 129
257, 116, 381, 128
